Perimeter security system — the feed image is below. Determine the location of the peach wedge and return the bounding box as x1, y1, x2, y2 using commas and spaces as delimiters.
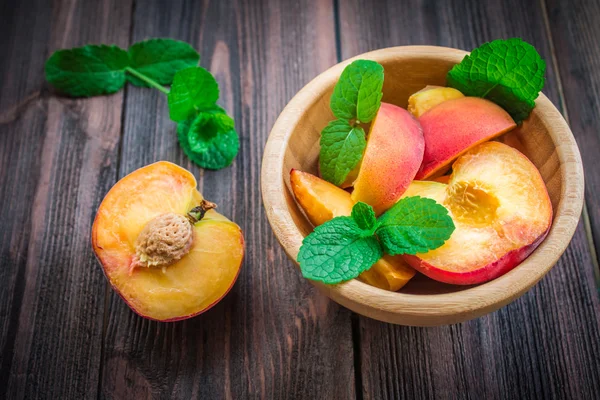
407, 85, 464, 117
415, 97, 516, 179
402, 142, 552, 285
92, 161, 244, 321
352, 102, 424, 215
291, 169, 415, 291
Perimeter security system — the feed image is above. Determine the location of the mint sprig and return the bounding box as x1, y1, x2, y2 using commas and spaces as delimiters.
447, 38, 546, 123
298, 199, 454, 285
44, 38, 239, 170
319, 60, 384, 186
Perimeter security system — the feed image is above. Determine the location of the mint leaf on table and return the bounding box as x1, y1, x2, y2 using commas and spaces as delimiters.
45, 45, 129, 96
168, 66, 220, 122
177, 107, 239, 169
351, 202, 377, 231
447, 38, 546, 123
319, 120, 366, 186
376, 196, 455, 256
297, 216, 383, 284
127, 38, 200, 87
330, 59, 384, 122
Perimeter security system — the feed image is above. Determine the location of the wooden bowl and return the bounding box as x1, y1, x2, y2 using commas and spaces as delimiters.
261, 46, 584, 326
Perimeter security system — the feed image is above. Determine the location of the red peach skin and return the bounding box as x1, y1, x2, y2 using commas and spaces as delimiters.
352, 102, 424, 215
416, 97, 516, 180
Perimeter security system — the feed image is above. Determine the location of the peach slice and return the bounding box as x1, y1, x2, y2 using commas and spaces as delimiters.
401, 142, 552, 285
92, 161, 244, 321
352, 102, 424, 215
291, 169, 415, 291
415, 97, 516, 180
408, 85, 464, 117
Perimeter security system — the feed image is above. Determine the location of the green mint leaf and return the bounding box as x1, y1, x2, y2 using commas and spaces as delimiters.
376, 196, 455, 255
45, 45, 129, 97
330, 59, 384, 122
351, 202, 377, 231
319, 120, 366, 186
168, 66, 219, 122
127, 39, 200, 87
177, 107, 239, 169
298, 217, 383, 284
447, 38, 546, 123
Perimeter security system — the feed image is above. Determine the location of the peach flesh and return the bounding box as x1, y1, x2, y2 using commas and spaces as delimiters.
401, 142, 552, 285
92, 161, 244, 321
352, 102, 424, 215
408, 85, 464, 117
290, 169, 415, 291
416, 97, 516, 180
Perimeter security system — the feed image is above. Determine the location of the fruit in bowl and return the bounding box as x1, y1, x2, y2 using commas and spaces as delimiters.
262, 40, 583, 326
92, 161, 244, 321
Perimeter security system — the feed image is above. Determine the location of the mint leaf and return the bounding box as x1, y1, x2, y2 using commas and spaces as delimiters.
319, 120, 366, 186
376, 196, 454, 255
127, 39, 199, 87
177, 108, 239, 169
330, 59, 384, 122
45, 45, 129, 97
168, 67, 219, 122
298, 217, 383, 284
351, 202, 377, 231
447, 38, 546, 123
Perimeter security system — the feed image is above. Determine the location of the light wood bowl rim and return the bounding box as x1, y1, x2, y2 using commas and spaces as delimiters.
261, 45, 584, 326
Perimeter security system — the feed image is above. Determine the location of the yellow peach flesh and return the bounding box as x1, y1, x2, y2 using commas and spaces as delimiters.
290, 169, 415, 291
408, 86, 464, 117
92, 161, 244, 321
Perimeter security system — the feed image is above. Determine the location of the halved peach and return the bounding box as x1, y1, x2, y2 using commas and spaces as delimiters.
415, 97, 516, 180
401, 142, 552, 285
408, 85, 464, 117
291, 169, 415, 291
352, 102, 424, 215
92, 161, 244, 321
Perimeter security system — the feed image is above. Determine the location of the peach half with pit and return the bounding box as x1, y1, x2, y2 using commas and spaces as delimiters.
415, 97, 516, 180
92, 161, 244, 321
402, 141, 552, 285
351, 102, 424, 215
290, 169, 415, 291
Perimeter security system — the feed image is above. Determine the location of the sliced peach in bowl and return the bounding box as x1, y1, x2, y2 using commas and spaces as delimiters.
351, 102, 424, 215
407, 85, 464, 117
403, 142, 552, 285
416, 96, 516, 179
290, 169, 415, 291
92, 161, 244, 322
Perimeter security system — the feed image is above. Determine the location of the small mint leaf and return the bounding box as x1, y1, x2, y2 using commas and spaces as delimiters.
45, 45, 129, 97
330, 59, 384, 122
177, 108, 239, 170
447, 38, 546, 123
127, 38, 200, 87
298, 217, 383, 284
319, 120, 366, 186
376, 196, 455, 255
168, 66, 219, 122
351, 202, 377, 231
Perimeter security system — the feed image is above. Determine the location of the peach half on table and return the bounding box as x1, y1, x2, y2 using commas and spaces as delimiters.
350, 102, 424, 215
92, 161, 244, 322
402, 141, 553, 285
290, 169, 415, 291
415, 96, 517, 180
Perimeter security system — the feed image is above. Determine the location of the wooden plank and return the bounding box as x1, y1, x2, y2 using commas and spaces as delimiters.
99, 1, 355, 398
337, 0, 600, 398
545, 0, 600, 282
0, 0, 132, 398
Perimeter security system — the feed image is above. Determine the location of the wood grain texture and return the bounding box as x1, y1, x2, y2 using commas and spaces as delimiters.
0, 0, 131, 398
99, 0, 355, 399
545, 0, 600, 281
336, 0, 600, 398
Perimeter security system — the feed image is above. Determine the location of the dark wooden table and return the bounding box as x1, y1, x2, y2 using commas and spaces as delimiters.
1, 0, 599, 398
